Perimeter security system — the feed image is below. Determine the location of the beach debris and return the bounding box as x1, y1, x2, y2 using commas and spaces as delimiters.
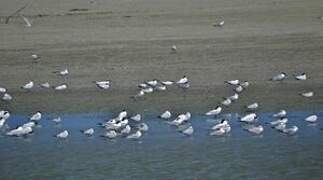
69, 8, 89, 12
5, 2, 31, 24
21, 15, 32, 27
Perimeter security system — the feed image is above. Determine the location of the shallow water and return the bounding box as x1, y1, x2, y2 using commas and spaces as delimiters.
1, 111, 323, 179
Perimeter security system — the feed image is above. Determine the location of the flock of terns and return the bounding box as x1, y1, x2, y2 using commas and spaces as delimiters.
0, 68, 320, 140
0, 12, 321, 140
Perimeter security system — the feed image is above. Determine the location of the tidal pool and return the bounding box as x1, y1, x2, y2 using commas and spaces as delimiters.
0, 111, 323, 179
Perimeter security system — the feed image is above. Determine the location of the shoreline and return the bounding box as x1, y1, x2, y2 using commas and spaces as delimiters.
1, 82, 322, 114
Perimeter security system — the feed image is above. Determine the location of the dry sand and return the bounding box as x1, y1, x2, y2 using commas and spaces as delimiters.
0, 0, 323, 113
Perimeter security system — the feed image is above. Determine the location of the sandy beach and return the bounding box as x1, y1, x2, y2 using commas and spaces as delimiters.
0, 0, 323, 113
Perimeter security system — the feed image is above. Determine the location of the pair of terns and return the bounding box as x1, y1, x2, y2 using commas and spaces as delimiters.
0, 87, 12, 102
271, 72, 307, 81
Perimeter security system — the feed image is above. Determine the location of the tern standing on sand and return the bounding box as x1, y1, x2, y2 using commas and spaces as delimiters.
94, 81, 111, 90
21, 81, 34, 90
54, 84, 68, 91
271, 72, 287, 81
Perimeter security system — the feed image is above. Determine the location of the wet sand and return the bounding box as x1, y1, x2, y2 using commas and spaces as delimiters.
0, 0, 323, 113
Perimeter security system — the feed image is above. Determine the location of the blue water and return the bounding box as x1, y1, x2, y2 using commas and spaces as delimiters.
1, 111, 323, 179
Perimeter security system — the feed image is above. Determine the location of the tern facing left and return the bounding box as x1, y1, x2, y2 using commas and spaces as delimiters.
205, 106, 222, 116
